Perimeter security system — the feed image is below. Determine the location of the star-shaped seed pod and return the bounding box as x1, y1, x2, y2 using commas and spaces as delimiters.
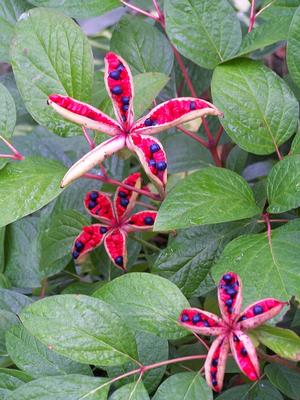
179, 272, 287, 392
72, 172, 157, 270
48, 52, 222, 197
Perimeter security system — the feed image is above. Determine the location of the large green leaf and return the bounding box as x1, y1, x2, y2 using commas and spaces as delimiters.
154, 168, 260, 231
111, 15, 173, 75
165, 0, 241, 69
0, 157, 66, 228
266, 364, 300, 400
0, 368, 31, 399
20, 295, 138, 366
251, 325, 300, 361
212, 59, 299, 154
0, 0, 30, 63
39, 210, 90, 278
27, 0, 119, 18
6, 324, 92, 378
94, 273, 190, 340
153, 219, 260, 297
216, 381, 284, 400
287, 6, 300, 88
110, 382, 150, 400
212, 220, 300, 304
152, 372, 212, 400
267, 155, 300, 213
0, 83, 16, 139
6, 375, 109, 400
11, 8, 93, 137
0, 310, 18, 355
0, 289, 32, 314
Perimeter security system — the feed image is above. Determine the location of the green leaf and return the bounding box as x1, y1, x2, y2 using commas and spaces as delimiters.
94, 273, 190, 340
20, 295, 138, 366
11, 8, 93, 137
267, 155, 300, 213
155, 168, 260, 231
212, 220, 300, 304
6, 375, 109, 400
0, 289, 32, 314
4, 216, 41, 288
6, 324, 92, 378
111, 15, 174, 75
0, 310, 18, 355
251, 325, 300, 361
0, 368, 31, 398
266, 364, 300, 400
0, 0, 30, 63
27, 0, 119, 18
165, 0, 241, 69
0, 227, 5, 273
216, 381, 284, 400
110, 381, 150, 400
0, 83, 16, 139
153, 219, 260, 298
0, 157, 66, 228
152, 372, 213, 400
39, 210, 90, 278
212, 59, 299, 154
288, 6, 300, 89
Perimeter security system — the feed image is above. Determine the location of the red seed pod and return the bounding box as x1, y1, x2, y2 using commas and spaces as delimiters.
104, 228, 127, 270
114, 173, 141, 220
204, 335, 229, 392
126, 211, 157, 231
218, 272, 242, 322
179, 308, 224, 336
84, 191, 115, 224
72, 224, 106, 261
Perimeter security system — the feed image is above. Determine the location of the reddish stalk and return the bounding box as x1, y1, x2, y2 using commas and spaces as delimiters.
177, 126, 209, 148
257, 349, 300, 373
262, 213, 272, 242
136, 200, 157, 210
0, 135, 24, 161
215, 126, 224, 146
193, 332, 210, 351
248, 0, 256, 33
82, 127, 108, 179
120, 0, 159, 21
257, 218, 290, 224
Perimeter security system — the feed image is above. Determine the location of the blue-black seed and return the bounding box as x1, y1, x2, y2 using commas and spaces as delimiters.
149, 159, 156, 167
228, 307, 233, 314
150, 143, 160, 153
115, 256, 123, 266
226, 287, 237, 298
238, 315, 247, 322
241, 348, 248, 357
189, 101, 196, 110
75, 241, 84, 251
203, 320, 210, 327
211, 371, 217, 379
192, 313, 202, 324
100, 227, 108, 234
223, 273, 232, 283
117, 63, 124, 72
120, 198, 129, 207
144, 216, 154, 225
121, 96, 130, 105
90, 191, 99, 201
122, 115, 127, 122
212, 359, 218, 367
156, 161, 167, 171
88, 201, 97, 209
253, 305, 263, 315
72, 251, 79, 259
109, 70, 121, 80
212, 379, 218, 387
145, 118, 154, 126
118, 191, 127, 198
225, 298, 233, 307
112, 85, 122, 95
122, 104, 129, 112
233, 334, 239, 342
181, 314, 189, 322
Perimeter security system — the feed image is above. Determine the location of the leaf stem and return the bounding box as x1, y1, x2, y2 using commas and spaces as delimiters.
120, 0, 159, 21
257, 349, 300, 373
177, 126, 209, 148
248, 0, 256, 33
131, 235, 161, 252
0, 135, 24, 160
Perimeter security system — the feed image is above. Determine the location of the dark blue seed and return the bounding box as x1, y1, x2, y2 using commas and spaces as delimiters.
241, 348, 248, 357
238, 315, 247, 322
144, 216, 154, 225
75, 241, 84, 251
112, 85, 122, 95
203, 320, 210, 327
72, 251, 79, 259
212, 358, 218, 367
156, 161, 167, 171
150, 143, 160, 153
225, 298, 233, 307
122, 104, 129, 112
189, 101, 196, 110
109, 70, 121, 80
120, 198, 129, 207
226, 287, 237, 298
253, 305, 263, 315
233, 334, 239, 342
212, 379, 218, 387
192, 313, 202, 324
121, 96, 130, 105
100, 227, 108, 234
211, 371, 217, 379
117, 63, 124, 72
90, 191, 99, 201
223, 273, 232, 283
149, 159, 156, 167
145, 118, 154, 126
181, 314, 189, 322
122, 115, 127, 122
115, 256, 123, 266
228, 307, 233, 314
88, 201, 97, 209
118, 191, 127, 198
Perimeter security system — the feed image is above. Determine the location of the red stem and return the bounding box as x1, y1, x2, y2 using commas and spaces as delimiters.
172, 47, 197, 97
215, 126, 224, 145
120, 0, 159, 21
177, 126, 209, 148
0, 135, 24, 160
248, 0, 256, 32
262, 213, 272, 242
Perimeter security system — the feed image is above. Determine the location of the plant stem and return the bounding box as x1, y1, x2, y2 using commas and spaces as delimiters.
135, 200, 157, 210
215, 126, 224, 145
262, 212, 272, 242
120, 0, 159, 21
248, 0, 256, 32
0, 135, 24, 160
82, 127, 108, 178
131, 235, 161, 252
177, 126, 209, 148
257, 349, 300, 373
257, 218, 290, 224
